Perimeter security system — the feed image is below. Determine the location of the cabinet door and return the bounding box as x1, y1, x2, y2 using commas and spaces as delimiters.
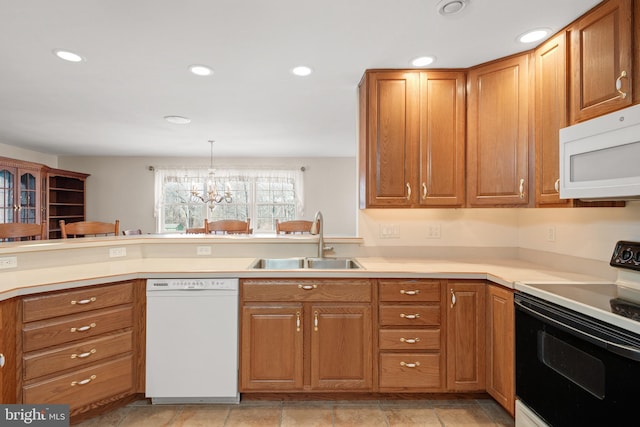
570, 0, 633, 123
467, 54, 529, 206
360, 71, 419, 207
310, 304, 372, 390
535, 32, 571, 207
446, 281, 485, 391
418, 71, 466, 206
0, 298, 18, 403
486, 284, 515, 416
18, 167, 41, 224
0, 167, 15, 223
240, 304, 303, 391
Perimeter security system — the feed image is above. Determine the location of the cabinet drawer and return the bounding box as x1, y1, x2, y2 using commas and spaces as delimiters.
379, 305, 440, 326
23, 331, 132, 381
379, 353, 441, 389
23, 306, 133, 352
242, 279, 371, 302
23, 354, 133, 411
379, 329, 440, 350
379, 280, 440, 302
23, 282, 133, 323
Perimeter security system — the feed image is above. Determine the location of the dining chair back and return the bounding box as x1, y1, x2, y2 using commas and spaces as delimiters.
59, 220, 120, 238
205, 219, 251, 234
122, 229, 142, 236
275, 220, 315, 234
0, 222, 45, 242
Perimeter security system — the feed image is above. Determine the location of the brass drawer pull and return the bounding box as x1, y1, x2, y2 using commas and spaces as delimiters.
298, 284, 317, 290
400, 361, 421, 368
400, 290, 420, 296
70, 323, 96, 333
314, 311, 319, 331
616, 70, 628, 99
71, 374, 96, 386
400, 337, 420, 344
71, 297, 96, 305
400, 313, 420, 320
71, 349, 97, 359
296, 311, 301, 332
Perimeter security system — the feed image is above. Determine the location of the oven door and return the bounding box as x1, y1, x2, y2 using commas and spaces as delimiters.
515, 293, 640, 427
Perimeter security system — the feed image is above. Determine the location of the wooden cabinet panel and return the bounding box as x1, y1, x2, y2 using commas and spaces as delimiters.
535, 31, 571, 207
310, 304, 372, 390
418, 71, 466, 206
486, 284, 515, 416
446, 281, 486, 391
23, 282, 133, 322
240, 304, 304, 391
23, 331, 132, 381
22, 305, 133, 352
379, 279, 440, 302
242, 279, 371, 302
379, 329, 440, 351
360, 71, 419, 207
379, 305, 440, 326
379, 353, 441, 389
570, 0, 633, 123
0, 298, 18, 403
467, 54, 529, 206
23, 355, 133, 411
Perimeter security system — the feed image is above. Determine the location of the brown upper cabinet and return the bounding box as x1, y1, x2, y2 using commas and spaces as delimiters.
359, 70, 465, 208
466, 54, 530, 207
569, 0, 634, 123
534, 32, 571, 207
0, 157, 43, 225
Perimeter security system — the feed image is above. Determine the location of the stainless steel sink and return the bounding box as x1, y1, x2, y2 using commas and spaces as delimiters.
305, 257, 362, 269
251, 257, 305, 269
251, 257, 361, 270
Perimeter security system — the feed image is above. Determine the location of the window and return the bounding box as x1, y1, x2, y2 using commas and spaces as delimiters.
154, 167, 304, 233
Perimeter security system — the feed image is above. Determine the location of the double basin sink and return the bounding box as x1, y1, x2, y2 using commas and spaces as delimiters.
251, 257, 362, 270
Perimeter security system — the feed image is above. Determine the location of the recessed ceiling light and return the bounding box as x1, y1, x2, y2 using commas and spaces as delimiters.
53, 49, 84, 62
189, 64, 213, 76
518, 28, 551, 44
437, 0, 469, 16
292, 66, 312, 77
164, 115, 191, 124
411, 56, 436, 67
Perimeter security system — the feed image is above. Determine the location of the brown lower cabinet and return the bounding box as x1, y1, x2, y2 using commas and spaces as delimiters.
240, 279, 373, 392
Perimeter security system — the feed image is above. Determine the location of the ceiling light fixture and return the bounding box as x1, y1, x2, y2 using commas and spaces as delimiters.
190, 140, 232, 211
292, 66, 313, 76
164, 115, 191, 124
53, 49, 84, 62
411, 56, 436, 67
189, 64, 213, 76
437, 0, 469, 16
518, 28, 551, 44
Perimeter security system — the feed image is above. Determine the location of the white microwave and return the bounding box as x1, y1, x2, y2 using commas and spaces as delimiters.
560, 104, 640, 200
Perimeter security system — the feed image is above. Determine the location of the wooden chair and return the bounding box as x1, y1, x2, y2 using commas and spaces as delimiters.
0, 223, 45, 242
59, 220, 120, 238
122, 229, 142, 236
185, 227, 206, 234
205, 219, 251, 235
275, 219, 315, 234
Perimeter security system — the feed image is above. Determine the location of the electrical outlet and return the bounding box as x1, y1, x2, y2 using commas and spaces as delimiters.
379, 223, 400, 239
426, 224, 441, 239
197, 246, 212, 256
547, 226, 556, 242
0, 256, 17, 269
109, 247, 127, 258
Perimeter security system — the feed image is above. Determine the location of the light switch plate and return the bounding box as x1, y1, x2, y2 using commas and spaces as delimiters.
109, 247, 126, 258
0, 256, 17, 269
197, 246, 212, 255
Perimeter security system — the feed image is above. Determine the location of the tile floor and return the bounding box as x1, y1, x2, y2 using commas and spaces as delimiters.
76, 398, 515, 426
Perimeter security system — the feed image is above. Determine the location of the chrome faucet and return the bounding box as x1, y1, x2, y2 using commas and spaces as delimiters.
310, 210, 333, 258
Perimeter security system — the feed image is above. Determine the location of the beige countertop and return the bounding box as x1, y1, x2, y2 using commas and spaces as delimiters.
0, 253, 609, 301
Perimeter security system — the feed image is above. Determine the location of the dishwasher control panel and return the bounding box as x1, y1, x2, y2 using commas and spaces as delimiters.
147, 278, 239, 291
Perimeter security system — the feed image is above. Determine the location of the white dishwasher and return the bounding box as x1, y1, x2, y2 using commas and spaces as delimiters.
146, 278, 239, 404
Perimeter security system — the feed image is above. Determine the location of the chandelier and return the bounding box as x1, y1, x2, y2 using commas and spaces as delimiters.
190, 140, 232, 210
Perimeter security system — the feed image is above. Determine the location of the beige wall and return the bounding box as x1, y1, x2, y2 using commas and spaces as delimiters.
0, 142, 58, 167
58, 156, 358, 236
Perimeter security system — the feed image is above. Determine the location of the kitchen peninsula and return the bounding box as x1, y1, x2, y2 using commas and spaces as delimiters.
0, 235, 612, 423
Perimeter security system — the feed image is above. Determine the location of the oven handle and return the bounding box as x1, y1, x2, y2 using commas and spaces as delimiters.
515, 299, 640, 362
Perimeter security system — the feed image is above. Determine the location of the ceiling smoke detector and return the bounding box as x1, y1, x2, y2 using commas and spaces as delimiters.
437, 0, 469, 16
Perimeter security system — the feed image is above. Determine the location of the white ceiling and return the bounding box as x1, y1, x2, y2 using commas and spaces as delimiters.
0, 0, 602, 158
